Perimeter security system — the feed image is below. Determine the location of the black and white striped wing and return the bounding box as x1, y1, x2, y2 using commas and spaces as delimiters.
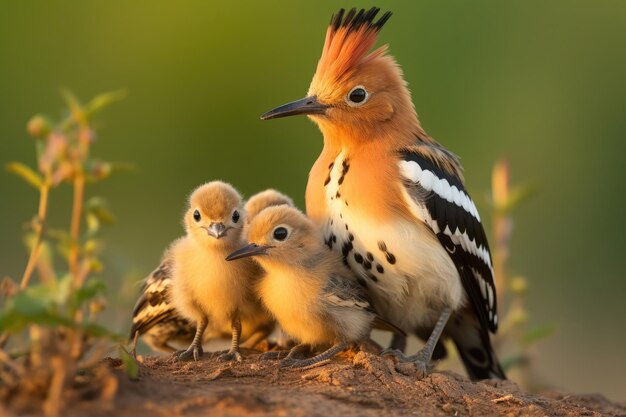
130, 259, 180, 337
398, 148, 498, 333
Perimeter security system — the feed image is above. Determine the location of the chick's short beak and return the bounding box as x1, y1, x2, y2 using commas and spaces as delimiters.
260, 96, 327, 120
206, 223, 228, 239
225, 243, 273, 261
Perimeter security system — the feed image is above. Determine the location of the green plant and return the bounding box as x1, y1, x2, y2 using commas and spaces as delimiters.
489, 159, 554, 384
0, 90, 132, 416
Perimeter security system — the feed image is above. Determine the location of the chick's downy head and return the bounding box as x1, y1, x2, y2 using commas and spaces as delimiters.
228, 206, 322, 267
185, 181, 245, 247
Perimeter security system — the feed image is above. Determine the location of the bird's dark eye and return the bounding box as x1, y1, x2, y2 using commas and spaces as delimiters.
347, 86, 368, 105
273, 227, 288, 241
193, 210, 201, 222
232, 210, 240, 223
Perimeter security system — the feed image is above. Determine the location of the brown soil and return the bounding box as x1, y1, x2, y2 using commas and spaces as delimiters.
3, 346, 625, 417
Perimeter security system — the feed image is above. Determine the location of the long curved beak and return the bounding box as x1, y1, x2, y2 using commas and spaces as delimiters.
261, 96, 327, 120
225, 243, 274, 261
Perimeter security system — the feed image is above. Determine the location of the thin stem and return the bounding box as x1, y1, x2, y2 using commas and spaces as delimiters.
493, 213, 510, 300
68, 174, 84, 283
20, 182, 51, 289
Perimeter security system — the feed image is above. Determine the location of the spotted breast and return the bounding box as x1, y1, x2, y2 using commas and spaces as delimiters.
312, 150, 465, 332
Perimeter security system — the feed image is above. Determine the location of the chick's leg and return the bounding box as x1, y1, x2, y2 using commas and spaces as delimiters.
176, 317, 207, 361
262, 343, 309, 361
219, 314, 243, 362
382, 307, 451, 374
280, 342, 347, 369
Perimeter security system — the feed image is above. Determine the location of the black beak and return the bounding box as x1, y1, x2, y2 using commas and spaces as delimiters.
261, 96, 327, 120
205, 223, 228, 239
225, 243, 273, 261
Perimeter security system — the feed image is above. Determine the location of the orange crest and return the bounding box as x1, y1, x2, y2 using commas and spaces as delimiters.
314, 8, 392, 85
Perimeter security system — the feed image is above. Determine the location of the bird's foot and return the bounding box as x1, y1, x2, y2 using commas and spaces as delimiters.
175, 344, 203, 361
279, 357, 332, 370
380, 347, 406, 359
381, 348, 434, 377
260, 350, 289, 361
218, 348, 242, 362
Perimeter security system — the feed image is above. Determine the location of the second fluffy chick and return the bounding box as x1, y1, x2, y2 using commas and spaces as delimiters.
227, 205, 397, 368
170, 181, 269, 361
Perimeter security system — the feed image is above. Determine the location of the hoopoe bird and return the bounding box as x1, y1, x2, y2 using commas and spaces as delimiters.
226, 205, 402, 369
130, 189, 293, 353
261, 8, 505, 379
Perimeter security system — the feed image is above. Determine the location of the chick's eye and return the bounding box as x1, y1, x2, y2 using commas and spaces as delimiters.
347, 86, 368, 105
273, 227, 288, 241
193, 210, 201, 222
232, 210, 240, 223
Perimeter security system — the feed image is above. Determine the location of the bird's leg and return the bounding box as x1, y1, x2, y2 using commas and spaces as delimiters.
261, 343, 308, 361
218, 314, 243, 362
388, 333, 407, 353
175, 317, 207, 361
280, 342, 347, 369
382, 307, 451, 374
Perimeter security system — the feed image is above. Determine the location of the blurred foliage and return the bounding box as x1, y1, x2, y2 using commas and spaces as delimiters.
0, 91, 132, 416
488, 159, 553, 386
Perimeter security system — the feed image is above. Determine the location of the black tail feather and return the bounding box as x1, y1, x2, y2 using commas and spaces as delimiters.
447, 310, 506, 380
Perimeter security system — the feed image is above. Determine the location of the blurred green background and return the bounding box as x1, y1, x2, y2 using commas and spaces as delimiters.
1, 0, 625, 400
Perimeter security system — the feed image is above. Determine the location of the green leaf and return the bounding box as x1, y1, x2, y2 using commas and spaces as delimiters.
5, 162, 43, 189
521, 324, 556, 346
86, 197, 115, 225
24, 274, 73, 306
82, 323, 123, 342
60, 88, 81, 110
118, 346, 138, 379
85, 90, 126, 117
69, 278, 107, 311
500, 353, 528, 371
47, 229, 72, 260
0, 294, 74, 333
86, 212, 100, 234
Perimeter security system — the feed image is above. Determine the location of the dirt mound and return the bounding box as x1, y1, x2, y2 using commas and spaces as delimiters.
45, 348, 624, 417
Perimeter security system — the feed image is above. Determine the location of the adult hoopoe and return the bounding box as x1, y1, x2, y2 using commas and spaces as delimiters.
226, 205, 403, 369
130, 188, 294, 354
261, 7, 505, 380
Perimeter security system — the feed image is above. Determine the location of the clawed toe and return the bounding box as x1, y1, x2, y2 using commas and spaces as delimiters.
382, 349, 436, 376
279, 358, 298, 368
381, 348, 412, 362
218, 349, 242, 362
279, 357, 332, 370
260, 351, 289, 361
381, 347, 404, 357
175, 345, 203, 361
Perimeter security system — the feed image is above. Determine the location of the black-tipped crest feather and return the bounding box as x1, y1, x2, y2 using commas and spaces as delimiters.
330, 7, 392, 34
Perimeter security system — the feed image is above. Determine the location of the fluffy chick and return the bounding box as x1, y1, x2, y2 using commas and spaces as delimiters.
227, 205, 398, 368
129, 188, 294, 354
244, 189, 294, 222
169, 181, 269, 361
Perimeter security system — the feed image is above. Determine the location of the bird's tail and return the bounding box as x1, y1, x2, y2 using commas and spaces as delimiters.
446, 310, 506, 380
